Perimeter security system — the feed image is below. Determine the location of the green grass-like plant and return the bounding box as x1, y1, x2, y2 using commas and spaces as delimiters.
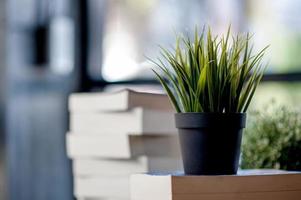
151, 26, 268, 113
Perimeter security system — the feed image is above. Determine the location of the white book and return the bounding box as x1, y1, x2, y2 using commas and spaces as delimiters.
70, 108, 177, 135
69, 89, 173, 112
73, 156, 183, 176
66, 134, 181, 159
74, 176, 129, 199
130, 171, 301, 200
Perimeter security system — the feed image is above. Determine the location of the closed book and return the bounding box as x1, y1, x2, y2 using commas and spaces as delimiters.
73, 156, 183, 176
130, 170, 301, 200
69, 89, 173, 112
66, 134, 181, 159
70, 108, 176, 135
74, 176, 129, 199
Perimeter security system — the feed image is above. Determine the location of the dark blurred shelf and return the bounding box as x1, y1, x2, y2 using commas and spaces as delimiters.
262, 72, 301, 82
84, 71, 301, 90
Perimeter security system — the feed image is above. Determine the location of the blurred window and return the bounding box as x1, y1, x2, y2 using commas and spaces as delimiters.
97, 0, 243, 81
95, 0, 301, 82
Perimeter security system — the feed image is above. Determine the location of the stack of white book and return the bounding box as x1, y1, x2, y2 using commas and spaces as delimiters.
66, 89, 183, 200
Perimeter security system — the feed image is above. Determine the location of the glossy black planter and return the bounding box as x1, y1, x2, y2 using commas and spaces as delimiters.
175, 113, 246, 175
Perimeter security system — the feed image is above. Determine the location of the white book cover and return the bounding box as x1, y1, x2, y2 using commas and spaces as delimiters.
66, 133, 181, 159
70, 108, 177, 135
74, 176, 130, 199
73, 156, 183, 176
69, 89, 173, 112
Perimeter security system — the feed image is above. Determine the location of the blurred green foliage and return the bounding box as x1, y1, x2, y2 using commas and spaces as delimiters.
241, 102, 301, 170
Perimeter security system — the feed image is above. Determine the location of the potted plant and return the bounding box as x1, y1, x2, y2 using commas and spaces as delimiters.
151, 27, 268, 175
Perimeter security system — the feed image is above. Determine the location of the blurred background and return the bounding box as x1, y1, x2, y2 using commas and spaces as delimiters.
0, 0, 301, 199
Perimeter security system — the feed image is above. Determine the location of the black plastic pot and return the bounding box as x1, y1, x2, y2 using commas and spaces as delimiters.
175, 113, 246, 175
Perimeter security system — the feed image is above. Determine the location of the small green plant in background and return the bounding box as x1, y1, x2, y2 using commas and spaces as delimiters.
241, 102, 301, 170
151, 26, 268, 113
